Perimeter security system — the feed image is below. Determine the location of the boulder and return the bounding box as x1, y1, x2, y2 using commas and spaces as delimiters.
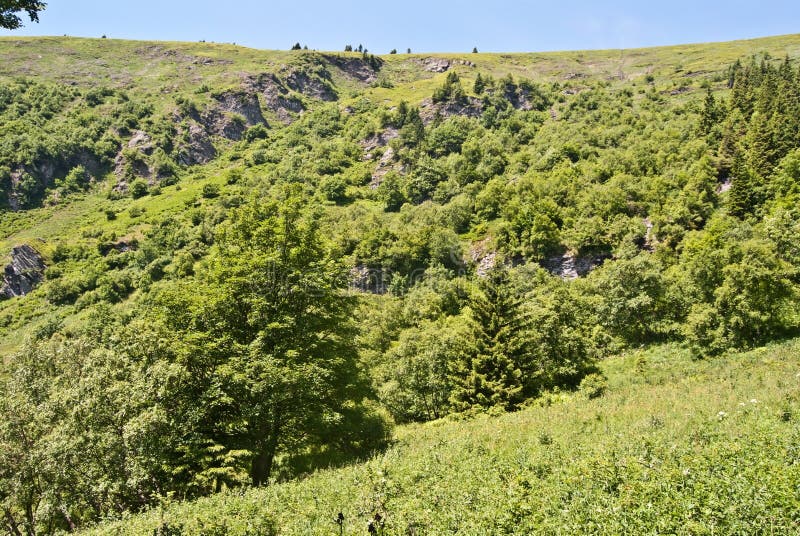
1, 245, 46, 299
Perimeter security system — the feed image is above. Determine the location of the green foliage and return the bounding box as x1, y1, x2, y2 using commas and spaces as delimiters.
129, 178, 149, 199
2, 35, 800, 535
0, 0, 45, 29
85, 339, 800, 536
432, 72, 466, 104
152, 188, 392, 487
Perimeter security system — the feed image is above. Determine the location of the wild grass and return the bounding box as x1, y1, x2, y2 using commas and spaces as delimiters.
82, 338, 800, 535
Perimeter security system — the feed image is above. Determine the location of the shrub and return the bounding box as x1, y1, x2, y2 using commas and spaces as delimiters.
202, 183, 220, 198
579, 372, 608, 399
129, 179, 148, 199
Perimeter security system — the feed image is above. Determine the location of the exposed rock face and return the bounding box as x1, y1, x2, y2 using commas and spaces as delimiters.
211, 90, 266, 128
245, 73, 306, 123
469, 239, 497, 276
362, 127, 399, 155
419, 96, 484, 124
350, 265, 388, 294
285, 69, 337, 101
419, 58, 451, 72
176, 122, 217, 166
504, 86, 534, 111
541, 252, 609, 279
369, 146, 397, 189
113, 130, 156, 189
1, 245, 46, 299
323, 55, 383, 83
415, 57, 474, 72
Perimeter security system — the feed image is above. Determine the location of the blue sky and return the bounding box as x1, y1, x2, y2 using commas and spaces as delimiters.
2, 1, 800, 53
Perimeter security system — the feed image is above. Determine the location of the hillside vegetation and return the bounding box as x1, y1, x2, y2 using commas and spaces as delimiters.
84, 339, 800, 535
1, 34, 800, 534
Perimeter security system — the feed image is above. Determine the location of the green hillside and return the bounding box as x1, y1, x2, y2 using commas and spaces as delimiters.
1, 33, 800, 535
84, 339, 800, 535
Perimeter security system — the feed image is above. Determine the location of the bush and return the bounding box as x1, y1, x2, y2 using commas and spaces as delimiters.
129, 179, 148, 199
579, 372, 608, 399
202, 183, 220, 198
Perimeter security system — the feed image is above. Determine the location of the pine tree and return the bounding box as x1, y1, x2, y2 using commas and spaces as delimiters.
474, 73, 486, 94
728, 150, 758, 217
700, 87, 718, 135
451, 266, 529, 411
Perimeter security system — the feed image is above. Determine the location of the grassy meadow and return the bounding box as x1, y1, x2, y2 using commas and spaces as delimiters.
82, 339, 800, 535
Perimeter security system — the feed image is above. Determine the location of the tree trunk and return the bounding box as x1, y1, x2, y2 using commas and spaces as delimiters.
4, 510, 23, 536
250, 415, 281, 487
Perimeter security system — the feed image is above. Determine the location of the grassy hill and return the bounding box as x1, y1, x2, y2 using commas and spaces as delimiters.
0, 33, 799, 354
2, 33, 800, 535
82, 338, 800, 535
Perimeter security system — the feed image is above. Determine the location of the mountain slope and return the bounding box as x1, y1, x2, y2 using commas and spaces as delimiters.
82, 339, 800, 535
1, 34, 800, 535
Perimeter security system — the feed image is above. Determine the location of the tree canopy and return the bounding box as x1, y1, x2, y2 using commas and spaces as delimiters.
0, 0, 45, 29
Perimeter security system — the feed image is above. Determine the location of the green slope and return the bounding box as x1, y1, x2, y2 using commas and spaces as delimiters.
2, 33, 800, 535
83, 338, 800, 535
1, 32, 799, 354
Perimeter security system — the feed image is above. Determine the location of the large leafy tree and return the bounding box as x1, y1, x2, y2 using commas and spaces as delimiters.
153, 186, 390, 487
0, 1, 45, 29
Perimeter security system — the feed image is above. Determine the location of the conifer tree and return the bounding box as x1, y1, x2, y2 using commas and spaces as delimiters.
474, 73, 486, 94
451, 266, 528, 410
700, 87, 719, 135
729, 150, 758, 217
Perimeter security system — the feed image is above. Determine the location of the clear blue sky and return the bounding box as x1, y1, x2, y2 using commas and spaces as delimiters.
2, 0, 800, 53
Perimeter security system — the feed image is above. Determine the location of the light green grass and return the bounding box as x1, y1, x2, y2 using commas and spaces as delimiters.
82, 338, 800, 535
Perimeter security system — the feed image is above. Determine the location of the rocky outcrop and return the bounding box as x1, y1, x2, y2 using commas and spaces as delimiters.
113, 130, 156, 188
362, 127, 399, 155
415, 57, 476, 73
208, 90, 267, 136
369, 146, 398, 189
176, 122, 216, 166
0, 245, 46, 299
469, 239, 498, 277
419, 58, 451, 73
213, 91, 263, 121
541, 252, 609, 280
350, 265, 388, 294
324, 55, 383, 83
284, 68, 337, 101
245, 73, 306, 123
419, 96, 484, 125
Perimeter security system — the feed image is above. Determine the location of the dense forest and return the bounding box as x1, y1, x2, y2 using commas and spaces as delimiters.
1, 35, 800, 534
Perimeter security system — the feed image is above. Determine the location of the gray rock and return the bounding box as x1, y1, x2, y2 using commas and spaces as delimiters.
419, 58, 451, 73
541, 252, 609, 279
176, 122, 216, 166
209, 90, 267, 135
419, 96, 483, 125
323, 55, 383, 83
350, 265, 387, 294
1, 245, 46, 299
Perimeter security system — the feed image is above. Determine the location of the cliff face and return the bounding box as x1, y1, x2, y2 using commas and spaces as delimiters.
1, 245, 46, 299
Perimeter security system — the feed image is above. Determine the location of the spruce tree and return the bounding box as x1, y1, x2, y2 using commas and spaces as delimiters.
474, 73, 486, 94
729, 150, 758, 217
700, 88, 718, 135
452, 266, 529, 411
